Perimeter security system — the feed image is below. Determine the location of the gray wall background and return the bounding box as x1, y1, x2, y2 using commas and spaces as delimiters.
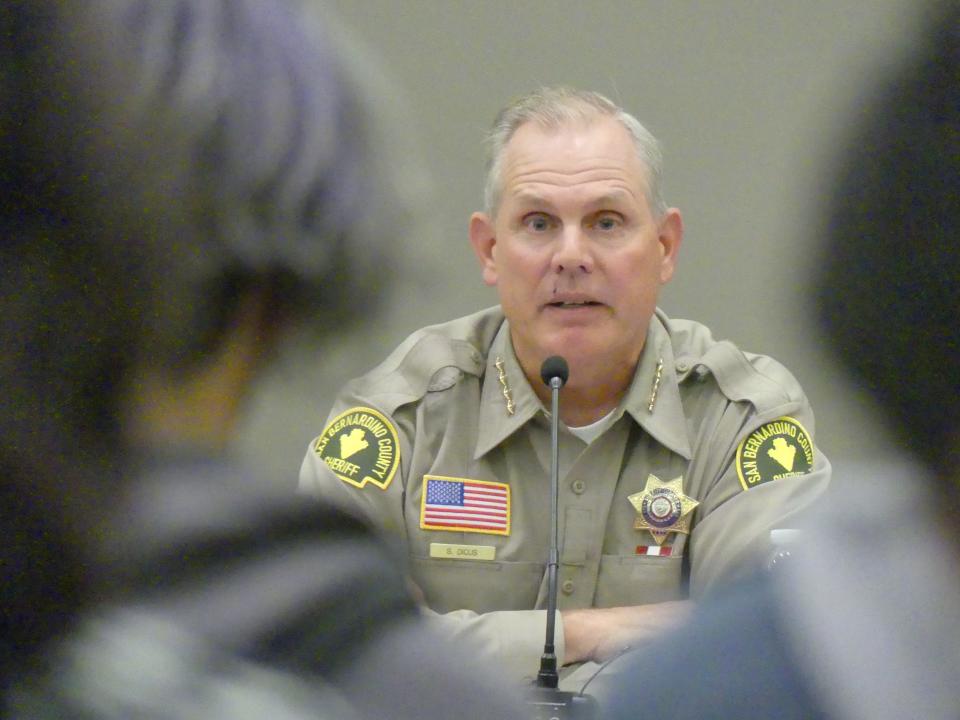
235, 0, 929, 489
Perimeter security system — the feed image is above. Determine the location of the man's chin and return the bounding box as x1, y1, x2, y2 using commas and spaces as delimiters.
538, 336, 608, 368
512, 323, 617, 372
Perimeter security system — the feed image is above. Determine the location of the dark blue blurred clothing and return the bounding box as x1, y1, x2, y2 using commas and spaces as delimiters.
600, 461, 960, 720
601, 571, 827, 719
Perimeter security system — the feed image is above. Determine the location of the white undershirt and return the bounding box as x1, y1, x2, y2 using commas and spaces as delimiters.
566, 409, 618, 444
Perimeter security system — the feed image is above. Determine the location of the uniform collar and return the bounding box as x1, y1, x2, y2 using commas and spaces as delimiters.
474, 311, 692, 461
475, 321, 544, 459
620, 312, 692, 460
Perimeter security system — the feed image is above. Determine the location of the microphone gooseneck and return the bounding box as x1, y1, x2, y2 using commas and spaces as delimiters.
529, 355, 597, 717
536, 355, 568, 690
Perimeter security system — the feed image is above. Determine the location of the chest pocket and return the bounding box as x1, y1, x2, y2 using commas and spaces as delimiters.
594, 554, 685, 607
410, 556, 545, 613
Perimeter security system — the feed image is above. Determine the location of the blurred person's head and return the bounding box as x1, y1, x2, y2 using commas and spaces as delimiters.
815, 8, 959, 500
0, 0, 397, 680
103, 0, 398, 452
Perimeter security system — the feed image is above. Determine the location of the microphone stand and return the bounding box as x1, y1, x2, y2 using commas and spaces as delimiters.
528, 357, 596, 720
536, 372, 563, 689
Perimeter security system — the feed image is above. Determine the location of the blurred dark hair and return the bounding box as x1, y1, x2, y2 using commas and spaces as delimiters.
0, 0, 174, 677
0, 0, 397, 679
816, 6, 959, 476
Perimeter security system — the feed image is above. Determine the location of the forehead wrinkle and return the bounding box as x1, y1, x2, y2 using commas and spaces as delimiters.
506, 170, 643, 206
503, 156, 648, 197
497, 122, 654, 211
506, 158, 636, 182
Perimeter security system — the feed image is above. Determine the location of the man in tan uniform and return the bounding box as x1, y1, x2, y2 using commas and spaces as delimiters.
300, 87, 830, 688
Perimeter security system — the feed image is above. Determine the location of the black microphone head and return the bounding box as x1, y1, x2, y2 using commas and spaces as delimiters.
540, 356, 569, 387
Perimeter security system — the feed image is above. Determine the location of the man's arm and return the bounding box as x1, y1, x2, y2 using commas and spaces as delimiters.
560, 601, 694, 665
299, 441, 406, 537
688, 403, 832, 597
422, 607, 558, 683
420, 600, 696, 682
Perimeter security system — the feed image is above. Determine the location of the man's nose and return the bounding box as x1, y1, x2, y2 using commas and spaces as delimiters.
553, 226, 593, 274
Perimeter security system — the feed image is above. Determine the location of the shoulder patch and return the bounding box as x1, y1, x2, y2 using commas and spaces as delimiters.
313, 407, 400, 490
735, 416, 814, 490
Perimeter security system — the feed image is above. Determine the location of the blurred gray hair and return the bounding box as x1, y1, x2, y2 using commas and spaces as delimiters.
482, 87, 667, 219
100, 0, 403, 367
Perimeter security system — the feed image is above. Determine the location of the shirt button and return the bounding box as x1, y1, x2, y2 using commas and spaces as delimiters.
561, 579, 575, 595
572, 480, 586, 495
676, 360, 690, 373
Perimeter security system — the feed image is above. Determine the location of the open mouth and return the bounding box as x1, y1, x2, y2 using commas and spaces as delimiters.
548, 300, 602, 308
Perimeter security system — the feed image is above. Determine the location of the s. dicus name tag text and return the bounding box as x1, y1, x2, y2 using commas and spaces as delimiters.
429, 543, 496, 561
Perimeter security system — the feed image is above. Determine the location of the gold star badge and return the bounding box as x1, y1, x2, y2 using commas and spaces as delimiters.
628, 475, 699, 545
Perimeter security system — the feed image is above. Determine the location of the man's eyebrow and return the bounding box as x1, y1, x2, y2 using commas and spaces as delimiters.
512, 192, 551, 207
587, 191, 634, 208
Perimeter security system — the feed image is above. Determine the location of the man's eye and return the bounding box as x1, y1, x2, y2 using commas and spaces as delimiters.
524, 214, 552, 232
594, 214, 622, 231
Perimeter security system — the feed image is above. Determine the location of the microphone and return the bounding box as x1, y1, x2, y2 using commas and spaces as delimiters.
540, 355, 569, 389
528, 356, 596, 719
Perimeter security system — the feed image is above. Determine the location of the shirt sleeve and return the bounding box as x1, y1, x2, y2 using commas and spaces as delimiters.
299, 442, 406, 536
297, 388, 412, 538
688, 389, 832, 596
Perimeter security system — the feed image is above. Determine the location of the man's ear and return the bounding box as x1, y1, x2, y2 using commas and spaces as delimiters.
657, 208, 683, 285
469, 212, 498, 287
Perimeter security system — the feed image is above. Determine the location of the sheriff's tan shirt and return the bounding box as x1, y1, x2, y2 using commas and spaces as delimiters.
300, 307, 830, 682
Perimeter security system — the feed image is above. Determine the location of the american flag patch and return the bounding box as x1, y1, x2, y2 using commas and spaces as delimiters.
420, 475, 510, 535
636, 545, 673, 557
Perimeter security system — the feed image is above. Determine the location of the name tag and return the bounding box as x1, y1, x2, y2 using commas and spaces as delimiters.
429, 543, 496, 561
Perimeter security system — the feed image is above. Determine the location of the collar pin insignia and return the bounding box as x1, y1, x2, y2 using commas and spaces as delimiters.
495, 357, 515, 415
647, 357, 664, 412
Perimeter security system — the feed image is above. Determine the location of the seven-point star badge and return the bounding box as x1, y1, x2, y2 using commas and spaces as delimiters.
628, 475, 699, 545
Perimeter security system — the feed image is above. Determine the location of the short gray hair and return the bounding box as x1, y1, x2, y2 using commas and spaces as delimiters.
482, 87, 666, 218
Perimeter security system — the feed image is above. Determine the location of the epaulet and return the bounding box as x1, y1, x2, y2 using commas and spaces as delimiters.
663, 314, 802, 412
696, 341, 803, 411
341, 308, 500, 415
